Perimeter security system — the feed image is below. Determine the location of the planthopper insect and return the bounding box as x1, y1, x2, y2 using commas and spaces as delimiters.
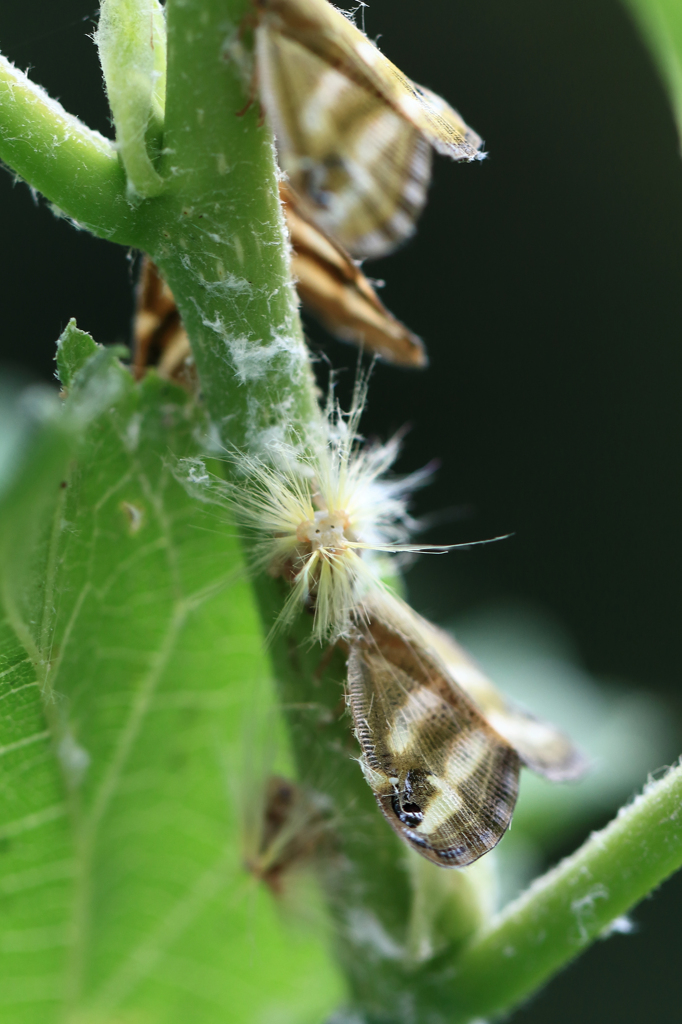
347, 593, 586, 867
251, 0, 484, 258
179, 384, 584, 867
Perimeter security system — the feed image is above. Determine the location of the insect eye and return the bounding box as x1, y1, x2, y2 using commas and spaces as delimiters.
391, 795, 423, 828
315, 529, 321, 534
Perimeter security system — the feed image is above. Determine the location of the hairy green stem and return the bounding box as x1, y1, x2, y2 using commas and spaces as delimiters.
145, 0, 320, 450
97, 0, 168, 199
447, 762, 682, 1021
0, 55, 143, 244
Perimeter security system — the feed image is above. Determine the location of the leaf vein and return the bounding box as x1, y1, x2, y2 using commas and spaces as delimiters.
91, 853, 234, 1012
0, 803, 67, 840
0, 730, 50, 758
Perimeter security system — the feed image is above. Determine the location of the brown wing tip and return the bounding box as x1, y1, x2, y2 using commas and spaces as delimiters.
433, 135, 486, 163
518, 735, 591, 783
401, 331, 428, 368
522, 744, 591, 784
373, 330, 428, 369
375, 790, 514, 869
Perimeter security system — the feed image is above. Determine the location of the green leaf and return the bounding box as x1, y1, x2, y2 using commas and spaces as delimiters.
0, 352, 344, 1022
0, 399, 75, 1022
56, 321, 99, 390
624, 0, 682, 149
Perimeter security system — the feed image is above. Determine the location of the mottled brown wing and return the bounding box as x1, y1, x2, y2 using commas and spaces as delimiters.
259, 0, 483, 162
257, 22, 433, 258
133, 257, 194, 386
347, 617, 520, 867
413, 618, 588, 783
284, 184, 426, 366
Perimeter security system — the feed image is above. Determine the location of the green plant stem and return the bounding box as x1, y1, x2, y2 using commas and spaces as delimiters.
97, 0, 167, 199
0, 55, 143, 245
146, 6, 423, 1016
144, 0, 320, 450
446, 761, 682, 1022
0, 10, 318, 449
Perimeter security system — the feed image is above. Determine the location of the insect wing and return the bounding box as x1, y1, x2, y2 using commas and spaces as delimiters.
133, 257, 191, 384
257, 14, 432, 258
348, 617, 520, 867
258, 0, 482, 159
284, 184, 427, 366
414, 619, 588, 783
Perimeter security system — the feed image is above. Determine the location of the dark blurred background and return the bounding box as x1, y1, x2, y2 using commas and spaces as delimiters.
1, 0, 681, 1019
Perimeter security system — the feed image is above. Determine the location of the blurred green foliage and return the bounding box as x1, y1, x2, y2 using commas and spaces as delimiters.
0, 330, 343, 1023
625, 0, 682, 147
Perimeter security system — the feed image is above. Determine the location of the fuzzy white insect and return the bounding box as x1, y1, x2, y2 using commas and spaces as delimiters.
228, 378, 444, 641
183, 377, 504, 642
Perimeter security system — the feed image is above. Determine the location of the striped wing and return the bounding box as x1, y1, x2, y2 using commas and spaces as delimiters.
258, 22, 433, 257
347, 617, 519, 867
133, 258, 194, 387
259, 0, 483, 161
414, 619, 588, 783
285, 184, 426, 366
